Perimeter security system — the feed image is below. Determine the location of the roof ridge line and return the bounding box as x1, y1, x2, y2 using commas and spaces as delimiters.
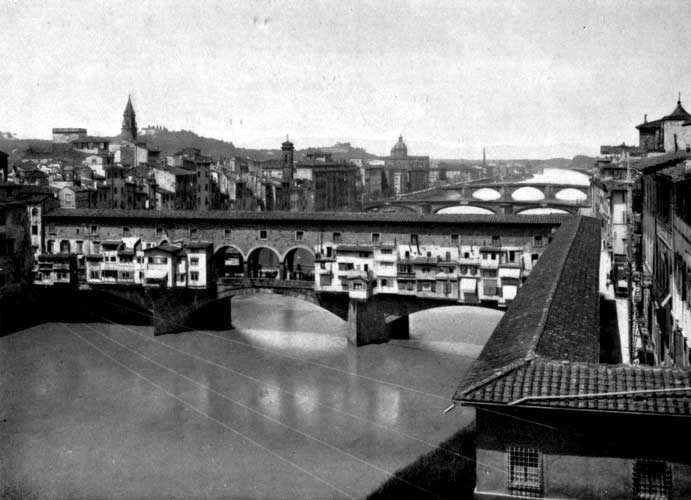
529, 216, 582, 356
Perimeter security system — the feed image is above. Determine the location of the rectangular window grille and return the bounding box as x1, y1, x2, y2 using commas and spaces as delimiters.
507, 447, 543, 497
371, 233, 380, 244
224, 229, 232, 239
259, 230, 268, 240
451, 234, 460, 245
633, 459, 671, 500
295, 231, 304, 241
156, 227, 163, 236
333, 232, 342, 243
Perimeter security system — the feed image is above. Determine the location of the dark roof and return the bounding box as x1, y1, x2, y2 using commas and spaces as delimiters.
143, 242, 182, 254
454, 216, 601, 401
456, 359, 691, 416
636, 118, 663, 130
634, 151, 691, 174
43, 208, 570, 227
662, 100, 691, 121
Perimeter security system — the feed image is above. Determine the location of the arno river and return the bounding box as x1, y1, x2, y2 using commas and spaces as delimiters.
1, 295, 502, 499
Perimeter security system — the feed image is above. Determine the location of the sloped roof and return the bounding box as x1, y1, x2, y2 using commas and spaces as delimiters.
454, 216, 601, 400
456, 359, 691, 416
662, 100, 691, 121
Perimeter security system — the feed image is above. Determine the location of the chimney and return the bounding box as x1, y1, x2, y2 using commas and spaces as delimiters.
644, 114, 647, 123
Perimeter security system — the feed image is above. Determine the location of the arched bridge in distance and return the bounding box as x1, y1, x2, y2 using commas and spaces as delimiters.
37, 209, 584, 345
364, 179, 591, 215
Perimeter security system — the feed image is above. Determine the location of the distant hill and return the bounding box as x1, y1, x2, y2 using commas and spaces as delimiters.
140, 129, 239, 159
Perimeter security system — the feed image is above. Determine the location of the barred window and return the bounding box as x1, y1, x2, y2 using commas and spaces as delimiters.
633, 459, 671, 500
507, 447, 543, 497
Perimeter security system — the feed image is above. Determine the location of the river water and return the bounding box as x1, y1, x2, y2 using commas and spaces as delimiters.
1, 294, 502, 500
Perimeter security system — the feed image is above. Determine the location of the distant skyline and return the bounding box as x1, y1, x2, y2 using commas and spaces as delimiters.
2, 0, 690, 158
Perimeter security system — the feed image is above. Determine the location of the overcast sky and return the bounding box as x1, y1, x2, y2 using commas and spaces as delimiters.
1, 0, 690, 158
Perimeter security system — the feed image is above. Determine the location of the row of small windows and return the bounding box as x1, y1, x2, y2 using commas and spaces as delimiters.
506, 448, 672, 499
43, 226, 545, 248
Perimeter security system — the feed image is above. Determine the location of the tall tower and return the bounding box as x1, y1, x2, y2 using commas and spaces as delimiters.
281, 136, 294, 186
121, 95, 137, 142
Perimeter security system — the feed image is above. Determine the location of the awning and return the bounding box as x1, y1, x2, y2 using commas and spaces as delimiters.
502, 284, 518, 300
145, 270, 168, 280
499, 267, 521, 279
460, 278, 477, 293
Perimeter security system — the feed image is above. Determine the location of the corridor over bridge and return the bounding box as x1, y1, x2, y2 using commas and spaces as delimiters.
37, 209, 575, 344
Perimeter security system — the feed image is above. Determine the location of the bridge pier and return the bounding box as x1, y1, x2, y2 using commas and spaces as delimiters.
346, 298, 390, 345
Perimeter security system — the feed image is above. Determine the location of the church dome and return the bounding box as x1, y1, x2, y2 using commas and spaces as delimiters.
390, 135, 407, 158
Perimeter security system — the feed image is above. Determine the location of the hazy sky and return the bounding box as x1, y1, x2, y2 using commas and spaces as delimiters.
2, 0, 690, 158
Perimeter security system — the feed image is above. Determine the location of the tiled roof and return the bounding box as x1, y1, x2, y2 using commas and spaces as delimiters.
143, 242, 182, 254
634, 151, 691, 174
185, 241, 213, 250
43, 208, 570, 227
456, 359, 691, 416
336, 245, 373, 253
454, 216, 601, 400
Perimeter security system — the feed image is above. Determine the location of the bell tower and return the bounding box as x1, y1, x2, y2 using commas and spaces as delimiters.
121, 95, 137, 142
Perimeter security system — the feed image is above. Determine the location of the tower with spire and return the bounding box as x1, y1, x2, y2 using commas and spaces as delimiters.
121, 95, 138, 142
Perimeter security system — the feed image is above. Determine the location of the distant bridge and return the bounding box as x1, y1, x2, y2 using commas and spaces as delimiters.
365, 180, 591, 215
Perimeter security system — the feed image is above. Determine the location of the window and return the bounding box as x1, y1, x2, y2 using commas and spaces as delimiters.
224, 229, 231, 239
92, 242, 100, 254
451, 234, 459, 245
31, 225, 38, 235
76, 241, 83, 254
333, 232, 342, 243
381, 248, 393, 255
190, 271, 200, 281
259, 230, 268, 240
371, 233, 380, 244
31, 207, 39, 216
492, 236, 501, 247
507, 447, 543, 497
380, 279, 388, 287
123, 227, 130, 237
464, 252, 470, 258
352, 282, 363, 290
633, 459, 671, 500
90, 225, 98, 235
48, 224, 56, 235
410, 234, 419, 245
156, 227, 163, 237
189, 228, 198, 238
320, 262, 326, 270
295, 231, 304, 241
190, 257, 199, 266
90, 271, 100, 279
445, 251, 451, 261
137, 257, 144, 264
534, 236, 543, 247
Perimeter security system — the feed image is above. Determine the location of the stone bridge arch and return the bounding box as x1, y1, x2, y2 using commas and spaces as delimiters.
471, 187, 502, 200
510, 186, 545, 201
555, 187, 588, 201
434, 205, 497, 215
515, 206, 573, 215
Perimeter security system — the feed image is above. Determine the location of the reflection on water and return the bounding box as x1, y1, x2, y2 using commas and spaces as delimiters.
2, 294, 501, 500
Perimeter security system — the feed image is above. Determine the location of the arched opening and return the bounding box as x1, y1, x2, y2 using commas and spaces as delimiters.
516, 207, 569, 215
406, 305, 504, 356
435, 205, 495, 215
555, 188, 587, 201
213, 245, 245, 278
284, 247, 315, 281
472, 188, 501, 200
511, 186, 545, 201
247, 246, 281, 279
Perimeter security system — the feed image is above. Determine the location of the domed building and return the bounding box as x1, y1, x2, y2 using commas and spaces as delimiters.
382, 135, 430, 197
